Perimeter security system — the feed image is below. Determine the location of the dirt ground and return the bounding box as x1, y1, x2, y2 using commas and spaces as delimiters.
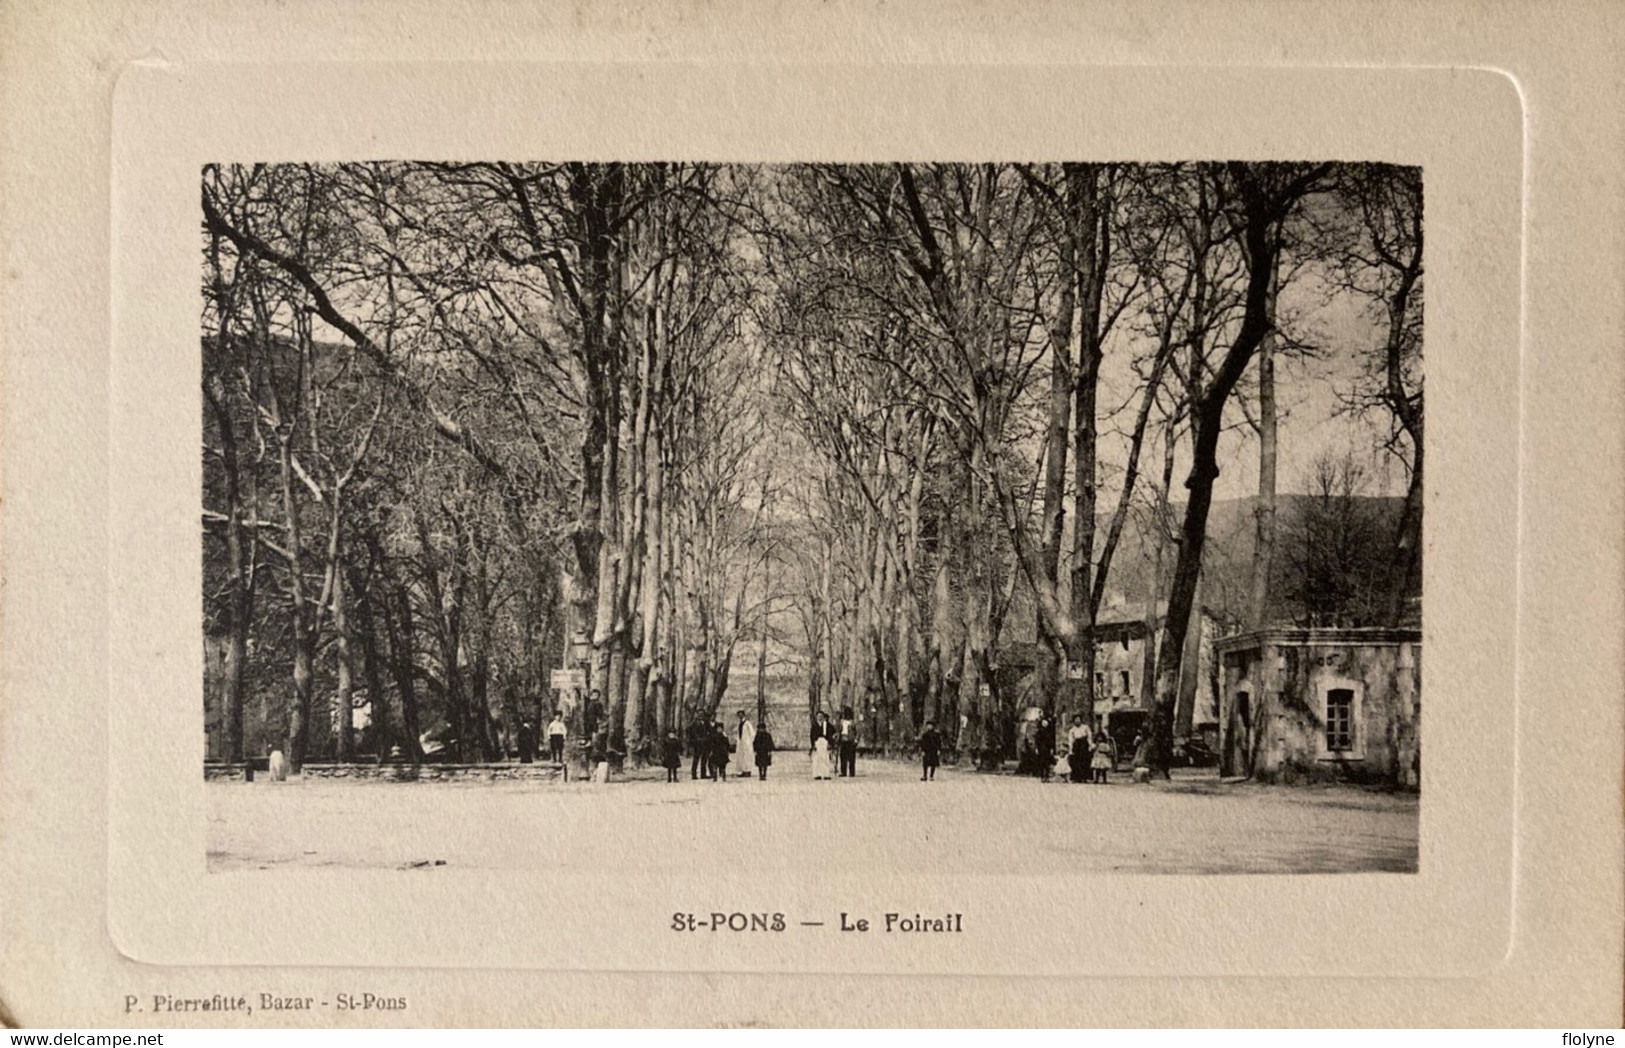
207, 757, 1419, 875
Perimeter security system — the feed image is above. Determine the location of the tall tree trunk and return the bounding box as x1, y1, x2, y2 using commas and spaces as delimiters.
1173, 574, 1203, 738
1248, 278, 1280, 629
1389, 440, 1423, 622
1139, 416, 1179, 712
624, 416, 663, 759
674, 614, 691, 733
332, 560, 355, 761
1379, 172, 1425, 625
754, 615, 769, 728
1092, 309, 1179, 621
470, 647, 493, 760
352, 564, 391, 763
204, 374, 251, 765
1067, 162, 1105, 724
565, 162, 625, 720
388, 582, 425, 768
289, 632, 314, 771
958, 448, 993, 764
1150, 164, 1319, 771
274, 431, 314, 773
444, 635, 467, 762
1039, 185, 1077, 706
895, 424, 928, 741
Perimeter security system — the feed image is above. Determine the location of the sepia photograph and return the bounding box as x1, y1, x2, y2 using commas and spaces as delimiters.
201, 160, 1424, 878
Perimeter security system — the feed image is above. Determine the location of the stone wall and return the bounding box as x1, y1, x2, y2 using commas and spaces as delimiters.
1217, 628, 1421, 787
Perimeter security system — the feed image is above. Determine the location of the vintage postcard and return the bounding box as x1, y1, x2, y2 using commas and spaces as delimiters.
3, 0, 1622, 1029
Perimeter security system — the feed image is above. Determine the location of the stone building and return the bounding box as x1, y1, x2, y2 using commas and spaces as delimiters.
1215, 627, 1421, 786
1089, 611, 1220, 742
990, 608, 1221, 761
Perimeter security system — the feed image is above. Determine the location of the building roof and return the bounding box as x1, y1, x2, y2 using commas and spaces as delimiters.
1214, 626, 1423, 654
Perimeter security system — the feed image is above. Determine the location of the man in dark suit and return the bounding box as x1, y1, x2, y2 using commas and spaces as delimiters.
516, 717, 538, 764
687, 714, 710, 780
837, 705, 858, 777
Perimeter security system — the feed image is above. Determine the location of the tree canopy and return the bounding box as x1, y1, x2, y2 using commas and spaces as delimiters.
202, 161, 1422, 772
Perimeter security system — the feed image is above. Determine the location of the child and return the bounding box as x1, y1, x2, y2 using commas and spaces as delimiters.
546, 711, 567, 764
661, 731, 682, 782
753, 720, 776, 780
1091, 728, 1115, 784
747, 718, 773, 776
709, 721, 731, 782
918, 720, 942, 781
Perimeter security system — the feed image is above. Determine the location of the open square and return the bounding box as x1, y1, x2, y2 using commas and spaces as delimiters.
207, 761, 1418, 875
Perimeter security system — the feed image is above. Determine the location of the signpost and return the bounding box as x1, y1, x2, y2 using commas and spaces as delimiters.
550, 668, 586, 725
550, 668, 586, 691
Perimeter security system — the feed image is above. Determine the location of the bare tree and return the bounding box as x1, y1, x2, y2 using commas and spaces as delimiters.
1147, 162, 1333, 770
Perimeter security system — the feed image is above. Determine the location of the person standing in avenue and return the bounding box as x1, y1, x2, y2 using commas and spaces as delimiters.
809, 710, 834, 780
837, 706, 858, 778
752, 718, 776, 780
583, 690, 602, 740
709, 720, 731, 782
733, 710, 756, 778
1015, 715, 1037, 776
687, 714, 710, 780
661, 730, 683, 783
1036, 713, 1057, 783
546, 710, 567, 764
1092, 721, 1117, 784
267, 741, 288, 782
1066, 713, 1092, 783
917, 719, 942, 781
517, 716, 539, 764
1130, 727, 1150, 777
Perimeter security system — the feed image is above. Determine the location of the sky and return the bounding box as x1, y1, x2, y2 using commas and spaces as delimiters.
1093, 260, 1410, 504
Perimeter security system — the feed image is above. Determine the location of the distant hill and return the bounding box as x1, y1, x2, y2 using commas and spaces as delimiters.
1085, 494, 1414, 629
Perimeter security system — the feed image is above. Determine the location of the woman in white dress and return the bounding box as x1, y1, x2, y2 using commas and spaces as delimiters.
808, 711, 834, 780
732, 710, 756, 778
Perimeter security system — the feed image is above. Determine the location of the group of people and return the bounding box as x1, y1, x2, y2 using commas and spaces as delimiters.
1056, 713, 1117, 783
806, 707, 862, 779
516, 700, 1118, 787
1013, 712, 1119, 783
674, 710, 777, 782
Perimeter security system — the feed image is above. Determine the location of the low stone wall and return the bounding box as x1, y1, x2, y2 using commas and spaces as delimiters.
204, 761, 569, 783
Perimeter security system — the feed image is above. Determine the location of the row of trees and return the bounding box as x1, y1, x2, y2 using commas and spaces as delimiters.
202, 161, 1422, 772
204, 163, 782, 770
758, 162, 1422, 764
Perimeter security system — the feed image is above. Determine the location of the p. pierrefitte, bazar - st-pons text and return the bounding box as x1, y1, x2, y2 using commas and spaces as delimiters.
132, 993, 407, 1014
